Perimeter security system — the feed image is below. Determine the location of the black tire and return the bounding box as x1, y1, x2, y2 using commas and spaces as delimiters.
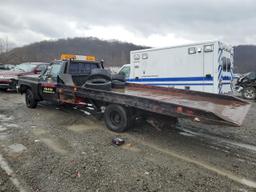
0, 88, 8, 92
242, 87, 256, 100
112, 73, 125, 82
104, 104, 132, 132
83, 81, 112, 91
88, 69, 111, 81
112, 80, 126, 88
87, 78, 108, 84
25, 89, 37, 108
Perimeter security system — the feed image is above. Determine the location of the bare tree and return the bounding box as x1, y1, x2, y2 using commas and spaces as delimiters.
0, 37, 10, 64
0, 37, 9, 54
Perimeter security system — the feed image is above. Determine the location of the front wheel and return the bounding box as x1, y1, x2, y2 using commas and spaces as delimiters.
104, 104, 132, 132
25, 89, 38, 108
242, 87, 256, 100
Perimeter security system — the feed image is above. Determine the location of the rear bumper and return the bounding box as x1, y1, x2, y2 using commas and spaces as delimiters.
0, 79, 16, 90
0, 84, 10, 89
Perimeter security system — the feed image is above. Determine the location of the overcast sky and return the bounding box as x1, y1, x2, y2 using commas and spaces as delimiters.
0, 0, 256, 48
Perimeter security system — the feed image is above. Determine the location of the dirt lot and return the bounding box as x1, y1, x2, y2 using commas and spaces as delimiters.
0, 91, 256, 192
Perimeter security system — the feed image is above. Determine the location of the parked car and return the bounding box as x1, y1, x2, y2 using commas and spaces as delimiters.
0, 64, 15, 71
235, 72, 256, 100
0, 62, 49, 91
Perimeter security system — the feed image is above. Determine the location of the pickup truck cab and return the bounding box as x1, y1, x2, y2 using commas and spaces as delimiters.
18, 54, 103, 105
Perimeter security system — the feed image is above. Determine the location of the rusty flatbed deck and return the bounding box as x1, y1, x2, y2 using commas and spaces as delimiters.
60, 83, 251, 126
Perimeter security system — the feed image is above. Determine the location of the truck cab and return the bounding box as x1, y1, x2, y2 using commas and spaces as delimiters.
118, 64, 131, 80
18, 54, 102, 105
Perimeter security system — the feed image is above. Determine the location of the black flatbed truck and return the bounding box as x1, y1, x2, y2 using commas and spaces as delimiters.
18, 55, 251, 132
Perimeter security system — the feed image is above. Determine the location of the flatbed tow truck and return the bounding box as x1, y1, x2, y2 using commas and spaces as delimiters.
17, 54, 251, 132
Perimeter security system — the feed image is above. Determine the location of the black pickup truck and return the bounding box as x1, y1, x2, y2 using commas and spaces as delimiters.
18, 55, 251, 132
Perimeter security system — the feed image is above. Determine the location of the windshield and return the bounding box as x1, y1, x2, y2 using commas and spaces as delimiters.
119, 66, 130, 79
12, 63, 37, 72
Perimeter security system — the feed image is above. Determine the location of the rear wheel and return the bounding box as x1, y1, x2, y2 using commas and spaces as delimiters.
104, 104, 132, 132
242, 87, 256, 100
25, 89, 37, 108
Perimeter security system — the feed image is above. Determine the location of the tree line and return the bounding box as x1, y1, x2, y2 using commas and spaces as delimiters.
0, 37, 255, 73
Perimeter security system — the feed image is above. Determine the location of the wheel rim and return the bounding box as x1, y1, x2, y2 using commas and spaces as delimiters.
244, 89, 255, 99
110, 111, 122, 126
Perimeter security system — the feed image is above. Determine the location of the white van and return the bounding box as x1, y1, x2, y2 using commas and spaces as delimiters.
119, 41, 234, 94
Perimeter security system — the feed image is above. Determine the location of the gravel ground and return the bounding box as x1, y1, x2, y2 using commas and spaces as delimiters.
0, 91, 256, 192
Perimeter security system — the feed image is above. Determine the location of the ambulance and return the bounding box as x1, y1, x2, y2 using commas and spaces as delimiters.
119, 41, 234, 94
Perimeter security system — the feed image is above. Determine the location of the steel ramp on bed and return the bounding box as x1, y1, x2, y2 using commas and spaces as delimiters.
60, 83, 251, 126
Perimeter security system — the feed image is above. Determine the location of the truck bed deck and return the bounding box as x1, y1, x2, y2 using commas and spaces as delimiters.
60, 83, 251, 126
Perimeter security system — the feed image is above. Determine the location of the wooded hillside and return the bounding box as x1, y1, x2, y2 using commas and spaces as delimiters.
0, 37, 255, 73
0, 37, 147, 67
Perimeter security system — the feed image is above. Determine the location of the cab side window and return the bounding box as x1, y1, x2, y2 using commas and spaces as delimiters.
37, 64, 47, 74
69, 62, 99, 75
69, 63, 80, 74
50, 64, 62, 77
119, 66, 131, 79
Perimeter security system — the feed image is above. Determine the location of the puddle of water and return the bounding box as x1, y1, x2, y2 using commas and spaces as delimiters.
0, 127, 7, 132
0, 114, 13, 122
67, 119, 100, 133
0, 133, 9, 140
40, 138, 68, 154
179, 132, 195, 137
4, 123, 19, 128
121, 143, 141, 152
67, 124, 94, 133
8, 144, 27, 154
32, 128, 48, 136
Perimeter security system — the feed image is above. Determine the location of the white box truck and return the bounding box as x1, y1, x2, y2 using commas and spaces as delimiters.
119, 41, 234, 94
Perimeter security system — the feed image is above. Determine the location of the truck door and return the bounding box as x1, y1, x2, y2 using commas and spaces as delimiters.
39, 62, 63, 101
203, 44, 214, 93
